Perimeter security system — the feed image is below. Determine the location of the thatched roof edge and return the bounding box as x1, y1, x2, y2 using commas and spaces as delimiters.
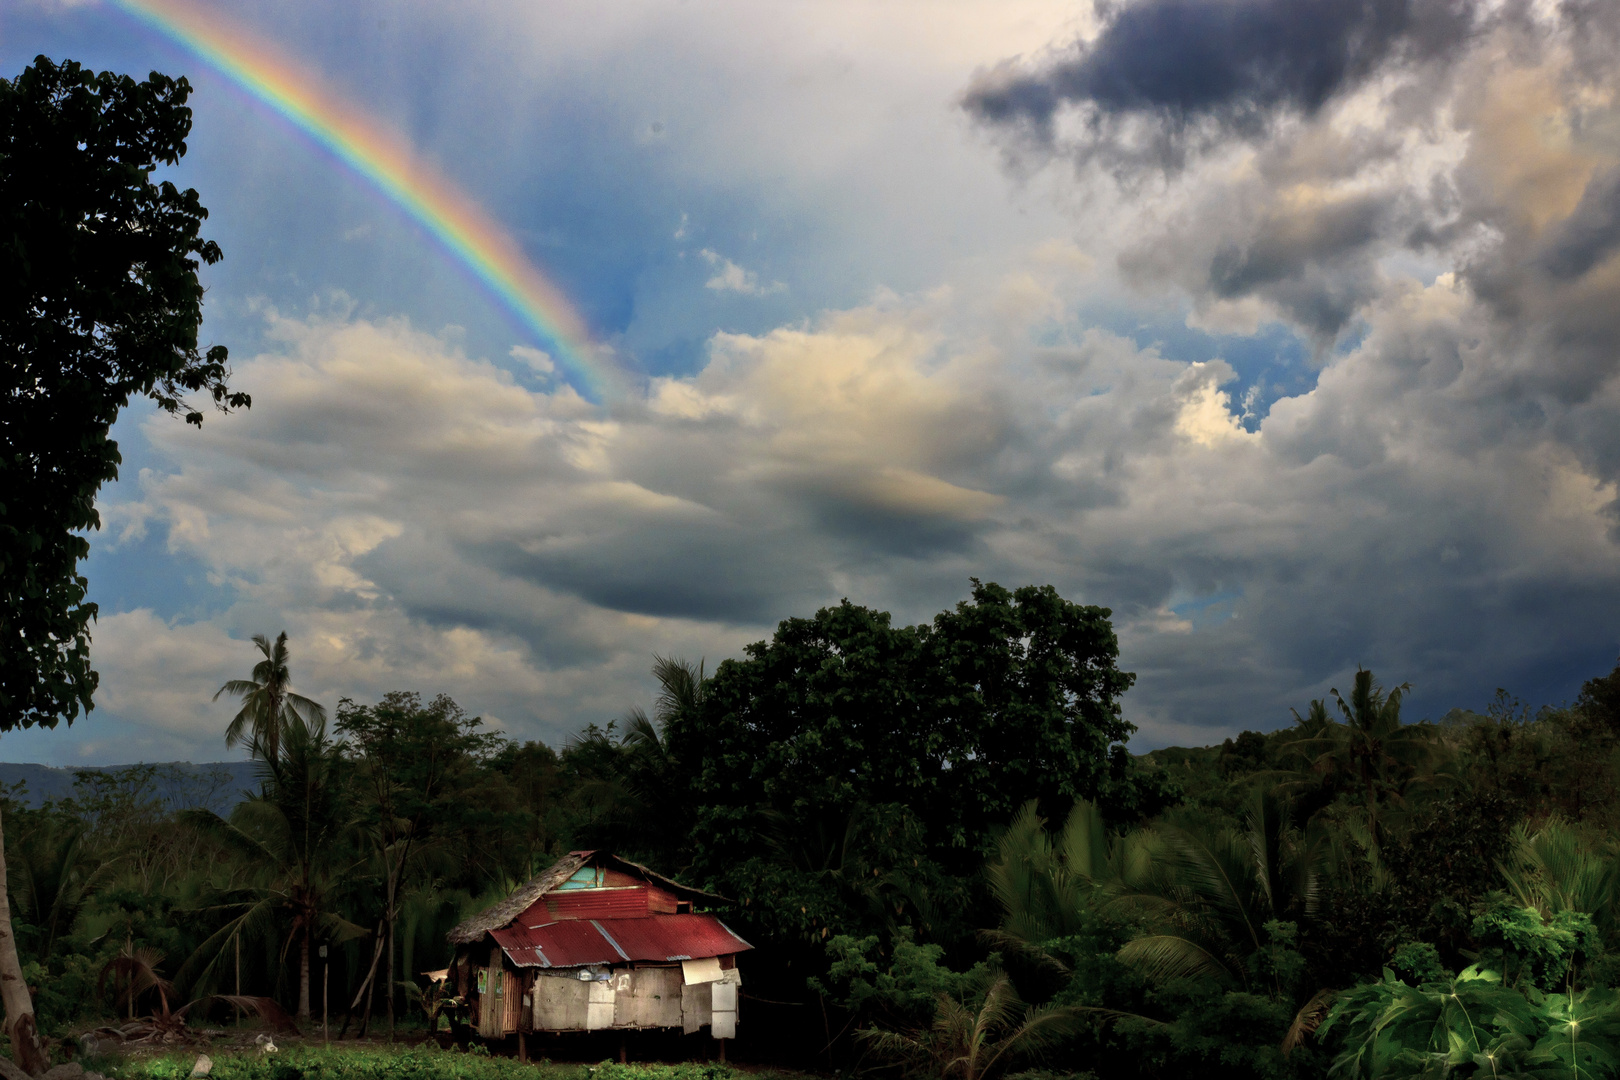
445, 850, 728, 946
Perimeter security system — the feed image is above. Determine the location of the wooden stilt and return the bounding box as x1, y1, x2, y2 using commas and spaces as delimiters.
619, 1038, 628, 1064
718, 1038, 726, 1064
518, 1032, 526, 1062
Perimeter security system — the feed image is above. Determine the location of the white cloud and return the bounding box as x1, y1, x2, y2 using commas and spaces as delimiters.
509, 344, 555, 375
698, 249, 787, 296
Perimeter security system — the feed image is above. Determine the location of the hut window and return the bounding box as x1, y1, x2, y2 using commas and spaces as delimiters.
676, 901, 692, 914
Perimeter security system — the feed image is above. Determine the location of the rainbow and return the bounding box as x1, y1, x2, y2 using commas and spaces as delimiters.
111, 0, 611, 400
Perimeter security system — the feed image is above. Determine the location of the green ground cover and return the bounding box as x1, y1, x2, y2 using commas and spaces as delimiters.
104, 1048, 807, 1080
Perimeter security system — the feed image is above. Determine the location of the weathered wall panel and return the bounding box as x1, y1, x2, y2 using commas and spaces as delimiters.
586, 980, 617, 1030
613, 967, 683, 1029
680, 981, 711, 1035
534, 975, 590, 1031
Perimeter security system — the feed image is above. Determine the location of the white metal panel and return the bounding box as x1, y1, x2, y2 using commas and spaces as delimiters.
586, 979, 616, 1030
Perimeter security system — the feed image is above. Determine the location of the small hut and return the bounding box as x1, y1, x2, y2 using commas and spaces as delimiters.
446, 850, 751, 1042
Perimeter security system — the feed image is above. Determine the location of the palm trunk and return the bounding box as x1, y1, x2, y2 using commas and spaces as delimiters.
386, 911, 396, 1041
299, 929, 312, 1019
0, 805, 47, 1074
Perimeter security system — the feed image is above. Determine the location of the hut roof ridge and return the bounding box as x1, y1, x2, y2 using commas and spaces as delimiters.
446, 850, 724, 945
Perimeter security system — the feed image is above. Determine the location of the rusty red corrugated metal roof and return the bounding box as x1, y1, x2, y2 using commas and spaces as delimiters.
490, 914, 752, 968
595, 915, 752, 962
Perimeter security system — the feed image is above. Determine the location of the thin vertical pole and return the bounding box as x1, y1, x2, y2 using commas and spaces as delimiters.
323, 954, 330, 1044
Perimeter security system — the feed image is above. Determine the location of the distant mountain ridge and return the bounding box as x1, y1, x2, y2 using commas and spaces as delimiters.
0, 761, 261, 816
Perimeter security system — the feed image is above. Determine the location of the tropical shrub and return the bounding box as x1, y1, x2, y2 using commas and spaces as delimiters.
1321, 965, 1620, 1079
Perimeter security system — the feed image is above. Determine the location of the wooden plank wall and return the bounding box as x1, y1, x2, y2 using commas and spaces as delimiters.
502, 969, 522, 1034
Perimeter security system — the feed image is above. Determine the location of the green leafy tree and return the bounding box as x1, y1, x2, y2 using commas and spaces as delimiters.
1576, 658, 1620, 739
334, 691, 501, 1038
1, 55, 245, 734
215, 632, 326, 765
671, 582, 1161, 948
0, 55, 244, 1071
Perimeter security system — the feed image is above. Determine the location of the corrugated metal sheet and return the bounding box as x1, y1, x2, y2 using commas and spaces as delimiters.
492, 914, 752, 968
547, 888, 649, 920
516, 887, 650, 924
493, 919, 624, 968
593, 916, 752, 963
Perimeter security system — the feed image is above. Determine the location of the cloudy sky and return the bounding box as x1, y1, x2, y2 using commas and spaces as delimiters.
5, 0, 1620, 764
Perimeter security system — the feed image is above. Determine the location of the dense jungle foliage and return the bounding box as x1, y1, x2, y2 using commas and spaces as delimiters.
6, 580, 1620, 1080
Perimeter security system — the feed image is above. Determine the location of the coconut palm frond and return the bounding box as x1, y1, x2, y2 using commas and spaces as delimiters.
1282, 987, 1336, 1056
1117, 933, 1239, 984
650, 654, 706, 724
216, 631, 324, 763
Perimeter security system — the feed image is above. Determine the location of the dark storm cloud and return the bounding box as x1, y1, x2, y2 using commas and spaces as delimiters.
964, 0, 1476, 166
473, 526, 830, 624
1540, 167, 1620, 282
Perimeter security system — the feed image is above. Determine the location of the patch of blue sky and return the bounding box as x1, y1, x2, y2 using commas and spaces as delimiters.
1168, 589, 1243, 631
81, 517, 223, 625
1076, 301, 1315, 430
85, 408, 230, 625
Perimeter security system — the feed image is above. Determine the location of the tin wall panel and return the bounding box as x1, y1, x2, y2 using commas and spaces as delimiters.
534, 975, 589, 1031
613, 967, 683, 1029
586, 980, 616, 1030
680, 982, 710, 1035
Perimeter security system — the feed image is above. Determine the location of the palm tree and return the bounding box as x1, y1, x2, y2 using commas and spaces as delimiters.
985, 799, 1113, 956
1497, 817, 1620, 940
985, 794, 1321, 993
1281, 669, 1441, 847
5, 808, 111, 960
599, 655, 707, 857
1110, 793, 1323, 993
215, 632, 326, 763
620, 654, 705, 788
182, 711, 365, 1020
